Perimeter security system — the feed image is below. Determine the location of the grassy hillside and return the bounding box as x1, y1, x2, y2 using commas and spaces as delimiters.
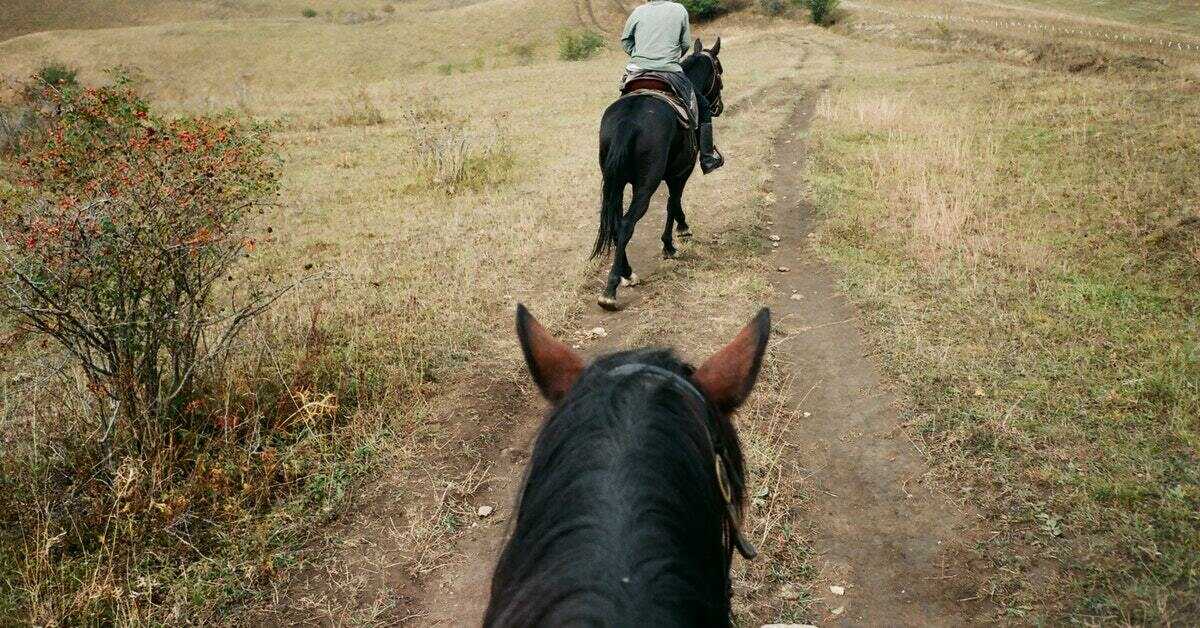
0, 0, 411, 43
0, 0, 574, 103
1002, 0, 1200, 32
809, 20, 1199, 624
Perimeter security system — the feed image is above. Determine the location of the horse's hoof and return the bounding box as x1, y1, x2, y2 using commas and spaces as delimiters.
620, 273, 640, 287
598, 295, 620, 311
663, 249, 677, 259
678, 229, 693, 239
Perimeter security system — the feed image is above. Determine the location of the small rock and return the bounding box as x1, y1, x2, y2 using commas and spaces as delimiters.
772, 243, 780, 248
501, 447, 525, 463
831, 606, 845, 616
830, 585, 845, 595
790, 293, 804, 301
478, 505, 494, 518
974, 387, 986, 397
779, 584, 802, 601
768, 235, 781, 242
777, 266, 790, 273
803, 412, 812, 418
590, 327, 608, 338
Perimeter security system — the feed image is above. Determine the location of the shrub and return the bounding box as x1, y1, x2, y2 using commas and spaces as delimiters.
0, 79, 281, 438
301, 7, 318, 18
680, 0, 725, 20
798, 0, 840, 25
758, 0, 787, 15
557, 28, 605, 61
33, 63, 78, 88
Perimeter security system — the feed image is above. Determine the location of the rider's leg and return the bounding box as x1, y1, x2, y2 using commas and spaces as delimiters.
696, 93, 724, 174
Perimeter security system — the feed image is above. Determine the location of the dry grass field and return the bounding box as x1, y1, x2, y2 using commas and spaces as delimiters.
1, 0, 1197, 624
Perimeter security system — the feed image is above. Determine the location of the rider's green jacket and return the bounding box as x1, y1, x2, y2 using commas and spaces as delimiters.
620, 0, 693, 73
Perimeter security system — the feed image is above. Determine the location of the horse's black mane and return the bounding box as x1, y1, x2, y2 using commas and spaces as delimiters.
484, 348, 745, 627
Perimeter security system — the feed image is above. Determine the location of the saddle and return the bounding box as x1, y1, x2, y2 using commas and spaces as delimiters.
621, 76, 673, 94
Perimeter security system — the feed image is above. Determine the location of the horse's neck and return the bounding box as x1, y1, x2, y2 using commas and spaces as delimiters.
684, 56, 710, 90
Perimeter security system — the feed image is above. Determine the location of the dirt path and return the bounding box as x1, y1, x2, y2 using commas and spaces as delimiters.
416, 75, 991, 627
258, 35, 993, 627
763, 79, 989, 626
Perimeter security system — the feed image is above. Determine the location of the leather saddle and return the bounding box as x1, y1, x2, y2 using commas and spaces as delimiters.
621, 77, 673, 95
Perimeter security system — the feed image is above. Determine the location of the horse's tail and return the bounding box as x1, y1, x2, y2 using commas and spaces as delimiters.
591, 124, 633, 259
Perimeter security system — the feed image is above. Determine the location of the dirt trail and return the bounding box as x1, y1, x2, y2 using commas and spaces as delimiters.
417, 77, 991, 627
764, 83, 989, 625
262, 35, 991, 626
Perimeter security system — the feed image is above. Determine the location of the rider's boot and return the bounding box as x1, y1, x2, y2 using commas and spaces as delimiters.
699, 123, 724, 174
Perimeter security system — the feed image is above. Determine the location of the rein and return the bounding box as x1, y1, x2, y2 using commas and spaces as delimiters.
606, 363, 758, 564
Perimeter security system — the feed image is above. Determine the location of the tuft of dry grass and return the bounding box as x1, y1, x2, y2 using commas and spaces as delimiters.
403, 104, 516, 194
330, 87, 385, 128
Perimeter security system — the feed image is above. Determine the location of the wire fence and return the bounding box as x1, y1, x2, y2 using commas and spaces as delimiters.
847, 2, 1200, 55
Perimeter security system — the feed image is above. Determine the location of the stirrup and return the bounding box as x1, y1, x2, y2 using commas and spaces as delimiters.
700, 149, 725, 174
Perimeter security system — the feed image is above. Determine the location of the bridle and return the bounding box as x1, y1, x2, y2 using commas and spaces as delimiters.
607, 363, 759, 568
696, 50, 725, 117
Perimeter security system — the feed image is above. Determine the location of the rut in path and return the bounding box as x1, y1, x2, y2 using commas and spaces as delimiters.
763, 82, 989, 625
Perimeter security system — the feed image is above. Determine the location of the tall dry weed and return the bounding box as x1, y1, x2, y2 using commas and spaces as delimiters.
402, 103, 514, 194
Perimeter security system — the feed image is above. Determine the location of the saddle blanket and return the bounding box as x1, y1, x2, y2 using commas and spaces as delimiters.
618, 89, 693, 129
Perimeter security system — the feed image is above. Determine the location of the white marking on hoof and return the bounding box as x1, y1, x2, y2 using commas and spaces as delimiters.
598, 295, 619, 311
620, 273, 640, 287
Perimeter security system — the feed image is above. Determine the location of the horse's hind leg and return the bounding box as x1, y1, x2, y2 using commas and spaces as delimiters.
661, 197, 678, 259
599, 181, 660, 310
669, 173, 693, 241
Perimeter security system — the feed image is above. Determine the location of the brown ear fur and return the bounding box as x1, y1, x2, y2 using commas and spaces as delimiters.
711, 36, 721, 56
693, 309, 770, 412
693, 38, 703, 55
516, 304, 584, 403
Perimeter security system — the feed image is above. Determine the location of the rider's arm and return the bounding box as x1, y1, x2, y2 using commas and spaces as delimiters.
621, 12, 637, 55
678, 6, 692, 59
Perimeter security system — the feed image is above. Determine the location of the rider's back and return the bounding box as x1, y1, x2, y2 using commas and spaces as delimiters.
622, 1, 691, 72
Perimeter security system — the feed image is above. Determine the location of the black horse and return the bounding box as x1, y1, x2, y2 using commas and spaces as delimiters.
483, 305, 769, 627
592, 38, 725, 310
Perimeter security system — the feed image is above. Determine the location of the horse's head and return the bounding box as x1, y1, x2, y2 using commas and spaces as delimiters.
514, 304, 770, 560
685, 37, 725, 117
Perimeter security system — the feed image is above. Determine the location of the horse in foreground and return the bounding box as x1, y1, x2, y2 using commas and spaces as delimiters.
483, 305, 769, 627
593, 38, 726, 310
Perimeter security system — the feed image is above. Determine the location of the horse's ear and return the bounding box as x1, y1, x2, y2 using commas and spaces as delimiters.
693, 38, 703, 55
516, 304, 584, 403
694, 309, 771, 412
711, 36, 721, 56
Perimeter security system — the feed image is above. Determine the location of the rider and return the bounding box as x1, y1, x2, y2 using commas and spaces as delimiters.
620, 0, 724, 174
